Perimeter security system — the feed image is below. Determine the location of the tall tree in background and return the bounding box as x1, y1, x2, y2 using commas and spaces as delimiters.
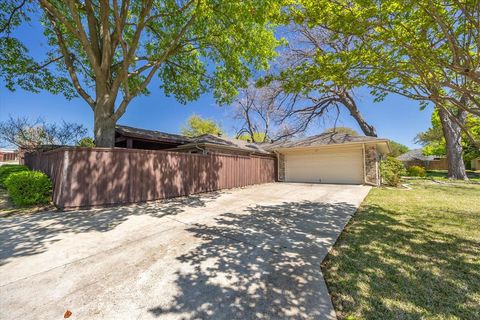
232, 84, 283, 143
0, 116, 88, 150
416, 110, 480, 169
180, 114, 222, 137
388, 141, 410, 157
260, 24, 377, 138
1, 0, 286, 147
295, 0, 480, 179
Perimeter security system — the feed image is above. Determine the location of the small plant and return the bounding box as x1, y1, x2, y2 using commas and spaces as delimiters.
0, 164, 29, 188
76, 137, 95, 147
4, 171, 52, 206
380, 156, 406, 187
407, 165, 426, 177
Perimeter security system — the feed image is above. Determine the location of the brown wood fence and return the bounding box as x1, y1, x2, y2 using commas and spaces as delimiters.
24, 147, 276, 209
404, 158, 448, 170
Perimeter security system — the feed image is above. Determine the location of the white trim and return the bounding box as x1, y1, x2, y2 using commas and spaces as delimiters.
272, 139, 391, 153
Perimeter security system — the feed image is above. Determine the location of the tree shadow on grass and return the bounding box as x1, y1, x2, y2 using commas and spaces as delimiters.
0, 191, 222, 265
148, 200, 358, 319
322, 204, 480, 320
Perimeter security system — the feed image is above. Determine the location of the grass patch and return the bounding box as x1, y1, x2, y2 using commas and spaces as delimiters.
424, 170, 480, 183
322, 180, 480, 320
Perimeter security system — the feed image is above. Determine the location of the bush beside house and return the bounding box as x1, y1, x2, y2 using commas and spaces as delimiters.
4, 171, 52, 206
380, 157, 406, 187
407, 165, 427, 177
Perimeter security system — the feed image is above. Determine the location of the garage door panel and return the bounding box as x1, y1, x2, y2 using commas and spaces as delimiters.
284, 148, 363, 184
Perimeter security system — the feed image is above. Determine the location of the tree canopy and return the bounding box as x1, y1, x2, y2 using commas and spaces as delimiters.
180, 114, 223, 137
292, 0, 479, 179
259, 24, 377, 138
295, 0, 480, 117
1, 0, 287, 146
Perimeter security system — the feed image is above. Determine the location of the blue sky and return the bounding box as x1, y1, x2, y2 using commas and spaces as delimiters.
0, 16, 434, 149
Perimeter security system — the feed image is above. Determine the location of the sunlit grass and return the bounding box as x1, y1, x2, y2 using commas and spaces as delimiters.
322, 180, 480, 320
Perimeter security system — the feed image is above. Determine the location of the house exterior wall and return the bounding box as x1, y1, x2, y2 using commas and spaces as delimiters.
0, 151, 18, 162
277, 145, 368, 185
364, 145, 379, 186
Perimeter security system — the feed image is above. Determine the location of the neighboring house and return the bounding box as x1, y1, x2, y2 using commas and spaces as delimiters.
397, 149, 448, 170
114, 125, 270, 156
113, 125, 391, 186
0, 149, 18, 162
471, 158, 480, 170
173, 134, 271, 156
263, 133, 390, 186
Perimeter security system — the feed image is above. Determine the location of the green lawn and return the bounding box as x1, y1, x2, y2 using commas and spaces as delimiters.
322, 180, 480, 320
424, 170, 480, 182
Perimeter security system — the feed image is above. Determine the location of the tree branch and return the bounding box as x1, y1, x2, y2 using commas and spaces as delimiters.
45, 11, 95, 109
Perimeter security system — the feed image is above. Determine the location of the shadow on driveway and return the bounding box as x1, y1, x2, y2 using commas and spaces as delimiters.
0, 192, 222, 265
149, 200, 356, 319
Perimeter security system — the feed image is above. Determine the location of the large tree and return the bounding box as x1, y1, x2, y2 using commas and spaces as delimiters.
295, 0, 480, 179
232, 83, 283, 143
1, 0, 286, 147
260, 24, 378, 138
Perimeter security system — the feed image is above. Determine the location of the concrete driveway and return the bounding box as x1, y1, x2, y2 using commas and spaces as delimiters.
0, 183, 370, 320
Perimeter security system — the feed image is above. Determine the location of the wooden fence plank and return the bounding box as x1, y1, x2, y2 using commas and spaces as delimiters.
24, 148, 276, 208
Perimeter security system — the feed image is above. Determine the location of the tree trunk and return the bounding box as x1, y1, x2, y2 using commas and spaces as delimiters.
437, 107, 468, 180
94, 102, 116, 148
341, 92, 377, 137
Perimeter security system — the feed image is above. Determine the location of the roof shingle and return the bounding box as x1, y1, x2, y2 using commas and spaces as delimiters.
262, 132, 387, 150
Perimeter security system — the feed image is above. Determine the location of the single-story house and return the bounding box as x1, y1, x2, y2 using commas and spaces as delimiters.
115, 125, 191, 149
0, 149, 18, 162
172, 134, 271, 156
262, 133, 390, 186
397, 149, 448, 170
114, 126, 390, 186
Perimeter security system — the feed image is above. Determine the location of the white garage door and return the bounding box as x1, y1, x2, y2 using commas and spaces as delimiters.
284, 147, 364, 184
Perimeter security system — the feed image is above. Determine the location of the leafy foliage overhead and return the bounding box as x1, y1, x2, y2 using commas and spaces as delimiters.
294, 0, 480, 117
1, 0, 289, 146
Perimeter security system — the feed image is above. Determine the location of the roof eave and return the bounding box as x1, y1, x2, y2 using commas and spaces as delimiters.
177, 142, 271, 155
271, 139, 391, 152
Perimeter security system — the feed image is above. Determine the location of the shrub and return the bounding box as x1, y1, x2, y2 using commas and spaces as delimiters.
4, 171, 52, 206
76, 137, 95, 147
407, 165, 426, 177
0, 164, 29, 188
380, 157, 406, 187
